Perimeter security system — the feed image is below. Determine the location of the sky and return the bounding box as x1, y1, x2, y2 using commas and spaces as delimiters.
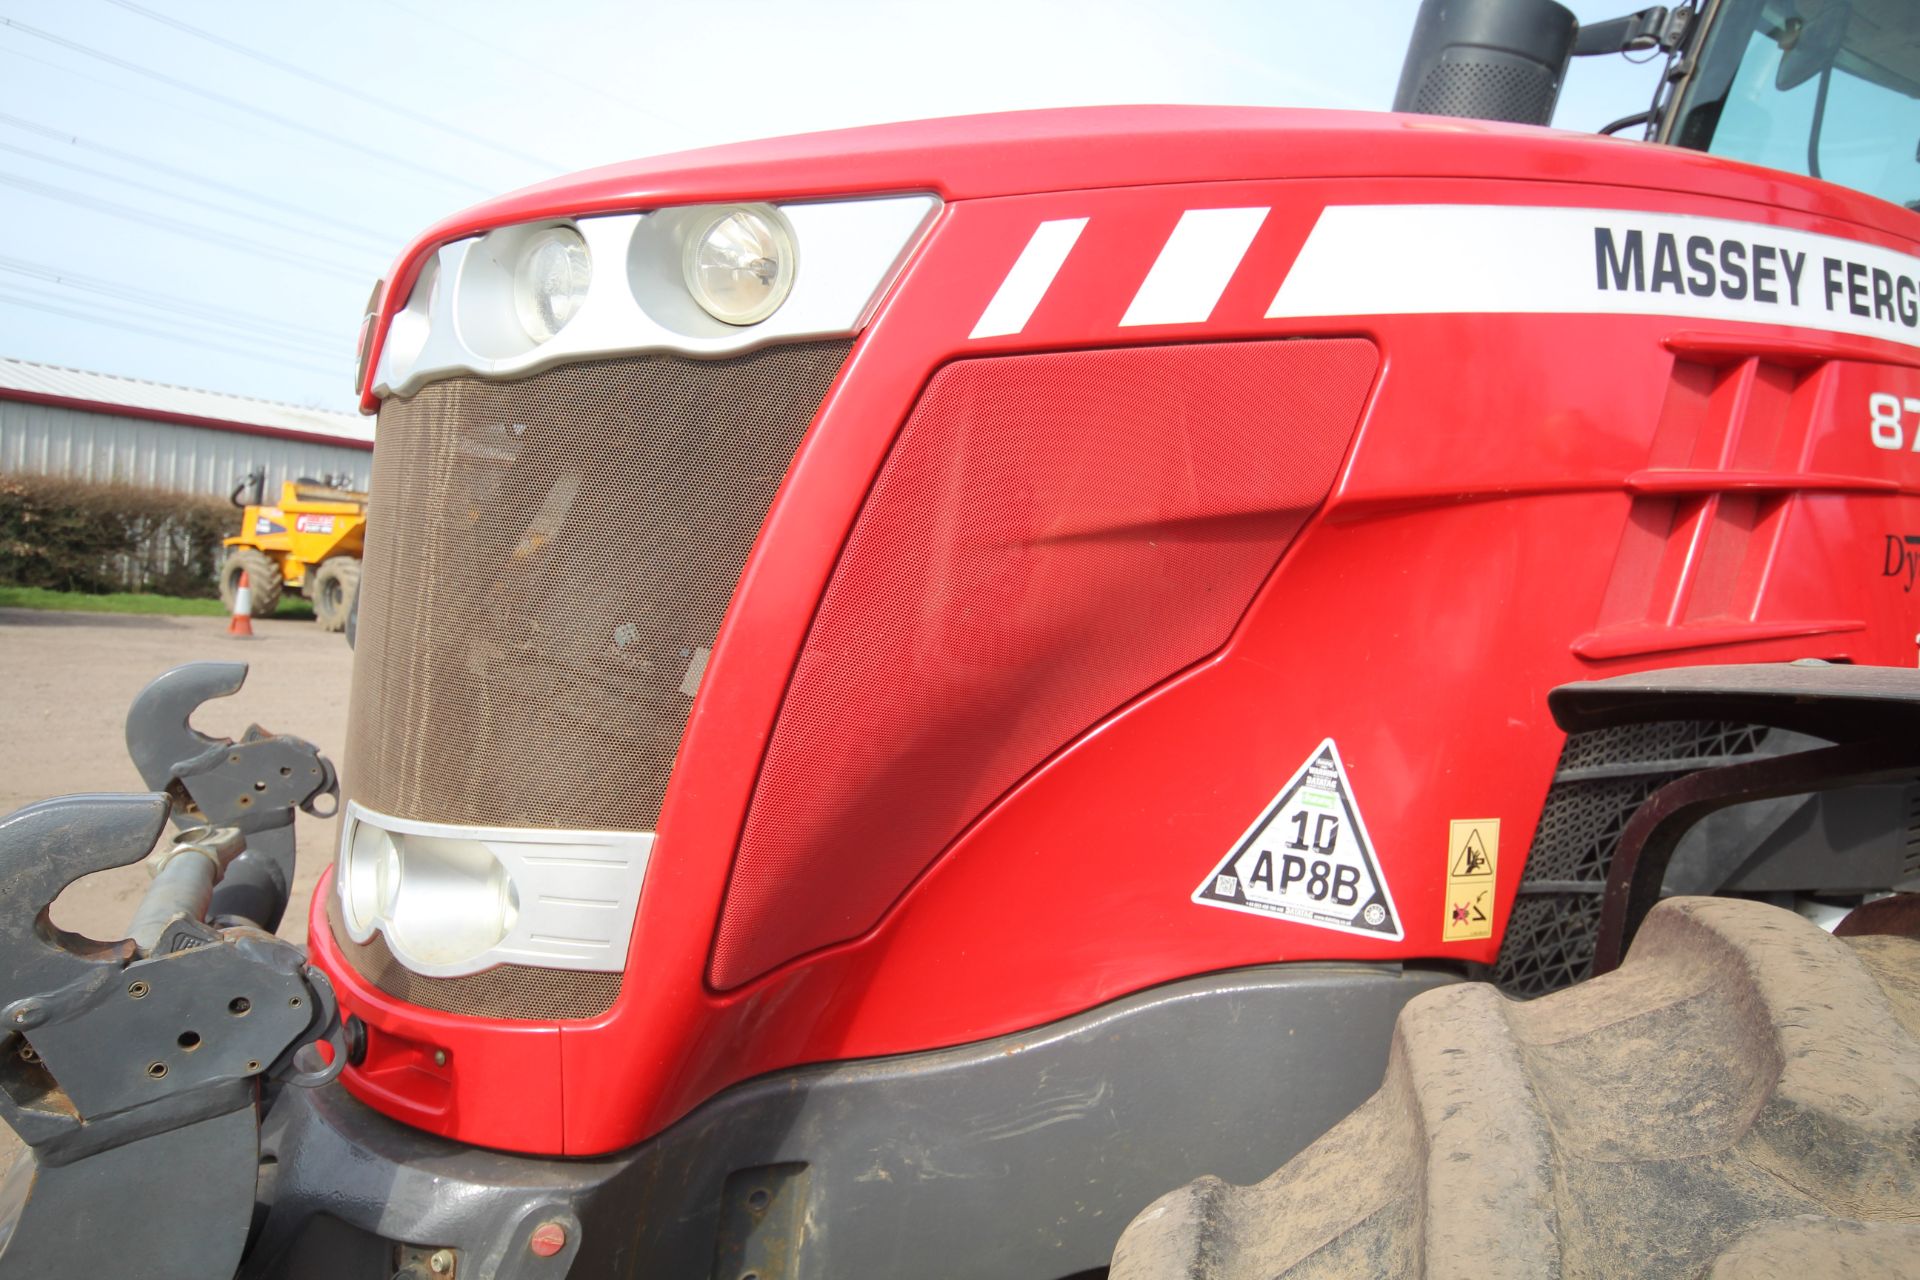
0, 0, 1673, 415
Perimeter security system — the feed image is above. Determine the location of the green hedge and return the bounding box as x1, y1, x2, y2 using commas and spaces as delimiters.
0, 474, 236, 597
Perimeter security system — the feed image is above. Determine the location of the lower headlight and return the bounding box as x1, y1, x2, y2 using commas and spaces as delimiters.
336, 803, 653, 977
342, 819, 516, 968
342, 820, 400, 933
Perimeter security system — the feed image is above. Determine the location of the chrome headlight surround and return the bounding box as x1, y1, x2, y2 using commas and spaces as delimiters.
336, 801, 652, 978
373, 193, 940, 398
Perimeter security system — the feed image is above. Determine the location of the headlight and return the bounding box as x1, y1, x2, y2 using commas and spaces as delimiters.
383, 832, 518, 969
336, 803, 652, 977
340, 819, 519, 969
683, 205, 796, 325
512, 226, 592, 342
342, 820, 400, 933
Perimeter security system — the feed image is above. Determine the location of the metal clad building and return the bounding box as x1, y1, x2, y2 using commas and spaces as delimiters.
0, 358, 373, 498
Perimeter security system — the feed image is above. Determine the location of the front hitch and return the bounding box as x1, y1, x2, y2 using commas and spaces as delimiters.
124, 660, 338, 933
0, 664, 343, 1280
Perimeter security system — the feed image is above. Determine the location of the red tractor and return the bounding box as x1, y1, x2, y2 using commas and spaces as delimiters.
1, 1, 1915, 1275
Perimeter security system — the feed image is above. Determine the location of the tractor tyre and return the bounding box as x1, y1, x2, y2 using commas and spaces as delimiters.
218, 547, 282, 617
311, 556, 361, 633
1111, 896, 1920, 1280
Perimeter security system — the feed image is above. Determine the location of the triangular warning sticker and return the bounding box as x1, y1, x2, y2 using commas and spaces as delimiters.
1450, 828, 1494, 878
1193, 738, 1403, 940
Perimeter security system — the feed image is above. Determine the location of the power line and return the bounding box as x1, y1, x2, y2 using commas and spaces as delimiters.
0, 15, 494, 196
0, 43, 250, 140
2, 277, 337, 362
0, 256, 340, 347
0, 276, 337, 360
0, 41, 406, 225
0, 111, 396, 249
383, 0, 692, 142
0, 171, 369, 281
105, 0, 560, 176
0, 139, 391, 261
0, 288, 342, 378
3, 278, 337, 363
1, 281, 341, 373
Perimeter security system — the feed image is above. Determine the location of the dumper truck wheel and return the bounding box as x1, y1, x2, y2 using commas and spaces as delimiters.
1111, 895, 1920, 1279
218, 547, 282, 617
311, 556, 360, 633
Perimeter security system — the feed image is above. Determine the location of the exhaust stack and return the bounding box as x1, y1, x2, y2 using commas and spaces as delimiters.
1394, 0, 1578, 126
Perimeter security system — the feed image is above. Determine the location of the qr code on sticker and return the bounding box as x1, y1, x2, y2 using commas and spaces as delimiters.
1214, 875, 1238, 896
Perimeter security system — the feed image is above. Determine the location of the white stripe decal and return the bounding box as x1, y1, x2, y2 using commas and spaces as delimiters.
1268, 204, 1920, 350
1120, 207, 1271, 327
969, 218, 1088, 339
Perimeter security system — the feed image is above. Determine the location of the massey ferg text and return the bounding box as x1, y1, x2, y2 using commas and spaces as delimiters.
1595, 227, 1920, 328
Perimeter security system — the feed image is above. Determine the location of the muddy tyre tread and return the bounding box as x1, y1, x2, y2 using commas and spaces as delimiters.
311, 556, 360, 633
1111, 896, 1920, 1280
218, 547, 283, 617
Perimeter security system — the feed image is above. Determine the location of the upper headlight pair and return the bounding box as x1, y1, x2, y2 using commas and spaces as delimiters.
368, 193, 939, 399
510, 206, 796, 344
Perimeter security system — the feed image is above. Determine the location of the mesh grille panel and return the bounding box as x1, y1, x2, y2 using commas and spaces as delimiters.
1495, 720, 1770, 999
348, 343, 849, 832
343, 344, 847, 1020
326, 896, 620, 1020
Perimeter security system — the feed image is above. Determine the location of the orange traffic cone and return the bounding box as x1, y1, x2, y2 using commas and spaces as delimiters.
228, 570, 255, 638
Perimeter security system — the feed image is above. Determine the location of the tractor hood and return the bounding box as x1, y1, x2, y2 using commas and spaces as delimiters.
355, 103, 1904, 410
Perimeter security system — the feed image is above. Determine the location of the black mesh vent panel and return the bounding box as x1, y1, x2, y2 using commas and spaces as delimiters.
1495, 720, 1771, 999
1412, 58, 1558, 125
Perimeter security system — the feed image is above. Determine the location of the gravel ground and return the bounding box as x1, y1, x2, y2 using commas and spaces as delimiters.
0, 607, 353, 944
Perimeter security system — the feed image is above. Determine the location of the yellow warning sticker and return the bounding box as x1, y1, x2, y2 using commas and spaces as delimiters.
1442, 818, 1498, 942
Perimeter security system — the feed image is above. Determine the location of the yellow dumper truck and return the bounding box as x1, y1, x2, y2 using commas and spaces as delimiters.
218, 471, 366, 631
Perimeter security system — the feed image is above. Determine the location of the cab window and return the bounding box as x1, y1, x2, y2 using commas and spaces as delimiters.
1668, 0, 1920, 210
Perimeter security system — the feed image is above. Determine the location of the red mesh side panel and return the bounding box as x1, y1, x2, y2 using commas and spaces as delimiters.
710, 339, 1379, 988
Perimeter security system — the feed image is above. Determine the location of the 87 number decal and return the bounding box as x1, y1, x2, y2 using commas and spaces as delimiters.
1869, 392, 1920, 451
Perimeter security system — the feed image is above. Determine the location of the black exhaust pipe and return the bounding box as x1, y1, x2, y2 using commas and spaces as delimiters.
1394, 0, 1578, 126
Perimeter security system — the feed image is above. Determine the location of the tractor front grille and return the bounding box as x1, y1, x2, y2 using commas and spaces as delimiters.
340, 342, 849, 1018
